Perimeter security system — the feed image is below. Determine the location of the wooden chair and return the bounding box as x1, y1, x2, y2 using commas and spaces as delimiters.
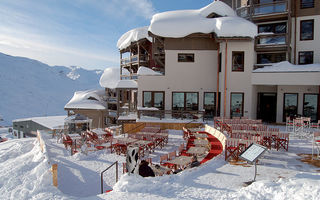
276, 132, 289, 151
225, 139, 240, 161
312, 132, 320, 159
168, 151, 176, 160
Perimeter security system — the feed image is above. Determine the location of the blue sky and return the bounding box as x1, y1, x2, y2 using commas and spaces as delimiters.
0, 0, 213, 70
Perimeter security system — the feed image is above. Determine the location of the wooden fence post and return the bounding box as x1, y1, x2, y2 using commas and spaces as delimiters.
52, 164, 58, 187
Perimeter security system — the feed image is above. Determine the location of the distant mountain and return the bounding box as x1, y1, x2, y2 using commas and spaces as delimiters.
0, 52, 104, 126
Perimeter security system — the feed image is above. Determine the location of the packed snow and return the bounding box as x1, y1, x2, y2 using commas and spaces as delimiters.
115, 80, 138, 89
137, 66, 162, 76
253, 61, 320, 72
149, 1, 257, 39
1, 125, 320, 199
117, 26, 152, 50
0, 52, 102, 126
64, 90, 107, 110
12, 115, 66, 130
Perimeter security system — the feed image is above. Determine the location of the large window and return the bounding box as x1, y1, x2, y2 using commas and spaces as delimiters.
178, 53, 194, 62
300, 20, 314, 41
257, 52, 286, 64
232, 51, 244, 72
301, 0, 314, 9
204, 92, 220, 119
283, 93, 298, 121
172, 92, 198, 111
298, 51, 313, 65
303, 94, 318, 122
143, 91, 164, 110
258, 22, 286, 34
230, 93, 244, 118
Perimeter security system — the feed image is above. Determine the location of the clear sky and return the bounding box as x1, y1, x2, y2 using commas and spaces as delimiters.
0, 0, 213, 70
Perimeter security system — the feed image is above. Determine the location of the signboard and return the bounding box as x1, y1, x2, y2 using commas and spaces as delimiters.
239, 143, 267, 164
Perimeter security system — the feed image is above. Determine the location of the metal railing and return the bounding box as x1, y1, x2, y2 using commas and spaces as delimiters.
100, 161, 119, 194
236, 1, 288, 18
120, 55, 149, 65
137, 110, 204, 122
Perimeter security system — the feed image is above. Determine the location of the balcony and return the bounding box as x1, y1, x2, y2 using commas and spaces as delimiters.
236, 1, 288, 20
120, 73, 138, 80
120, 55, 149, 67
255, 33, 288, 51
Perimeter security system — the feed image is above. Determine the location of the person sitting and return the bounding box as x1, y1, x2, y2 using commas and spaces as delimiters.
190, 156, 200, 168
139, 160, 155, 177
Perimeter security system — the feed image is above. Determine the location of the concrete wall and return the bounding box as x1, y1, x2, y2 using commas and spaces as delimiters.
291, 15, 320, 64
138, 49, 218, 111
276, 85, 319, 122
218, 40, 256, 119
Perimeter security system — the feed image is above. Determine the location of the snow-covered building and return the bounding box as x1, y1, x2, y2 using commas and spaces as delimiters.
12, 115, 66, 138
64, 90, 109, 128
99, 0, 319, 124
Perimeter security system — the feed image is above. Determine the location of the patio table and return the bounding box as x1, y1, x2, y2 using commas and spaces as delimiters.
186, 146, 207, 156
167, 156, 192, 170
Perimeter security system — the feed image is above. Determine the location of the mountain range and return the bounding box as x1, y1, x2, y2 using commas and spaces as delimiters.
0, 52, 104, 126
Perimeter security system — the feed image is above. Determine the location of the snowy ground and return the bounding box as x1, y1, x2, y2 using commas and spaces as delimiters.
0, 126, 320, 200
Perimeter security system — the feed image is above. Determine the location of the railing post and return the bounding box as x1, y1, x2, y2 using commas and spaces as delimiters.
116, 161, 118, 183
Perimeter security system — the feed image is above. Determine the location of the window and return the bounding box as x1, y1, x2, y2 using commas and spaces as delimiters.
303, 94, 318, 122
257, 53, 286, 64
258, 22, 286, 34
172, 92, 198, 111
178, 53, 194, 62
232, 52, 244, 71
300, 20, 314, 40
298, 51, 313, 65
204, 92, 220, 119
143, 91, 164, 110
230, 93, 244, 118
283, 93, 298, 121
301, 0, 314, 9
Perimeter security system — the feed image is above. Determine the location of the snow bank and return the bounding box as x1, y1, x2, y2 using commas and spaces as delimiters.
115, 80, 138, 89
137, 66, 162, 76
99, 67, 121, 89
117, 26, 152, 50
12, 115, 66, 130
64, 89, 107, 110
149, 1, 257, 38
253, 61, 320, 72
0, 139, 69, 200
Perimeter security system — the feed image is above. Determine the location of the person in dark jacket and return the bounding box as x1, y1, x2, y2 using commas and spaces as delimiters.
190, 156, 200, 168
139, 160, 155, 177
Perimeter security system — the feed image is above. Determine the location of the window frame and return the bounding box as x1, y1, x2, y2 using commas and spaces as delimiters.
283, 93, 298, 122
298, 51, 314, 65
300, 0, 314, 9
178, 53, 195, 62
230, 92, 244, 118
303, 93, 318, 122
172, 92, 199, 111
142, 91, 165, 110
300, 19, 314, 41
232, 51, 245, 72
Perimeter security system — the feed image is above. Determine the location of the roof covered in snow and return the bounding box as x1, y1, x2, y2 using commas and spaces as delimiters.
137, 66, 162, 76
115, 80, 138, 89
149, 1, 257, 38
117, 26, 152, 50
99, 67, 121, 89
12, 115, 66, 130
64, 90, 107, 110
253, 61, 320, 73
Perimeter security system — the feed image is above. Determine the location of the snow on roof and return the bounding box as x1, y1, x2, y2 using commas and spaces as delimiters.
115, 80, 138, 89
117, 26, 152, 50
99, 67, 120, 89
149, 1, 257, 38
253, 61, 320, 73
137, 66, 162, 76
12, 115, 66, 130
64, 90, 107, 110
